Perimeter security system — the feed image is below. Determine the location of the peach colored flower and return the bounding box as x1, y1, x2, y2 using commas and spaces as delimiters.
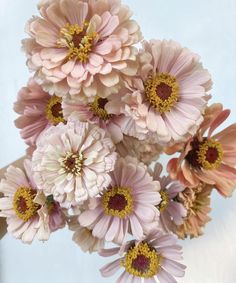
175, 183, 213, 239
116, 134, 163, 165
106, 40, 212, 145
79, 156, 161, 244
22, 0, 142, 99
100, 230, 186, 283
167, 103, 236, 197
14, 78, 65, 155
32, 120, 117, 207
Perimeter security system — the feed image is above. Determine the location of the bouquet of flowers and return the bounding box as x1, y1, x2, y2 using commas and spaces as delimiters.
1, 0, 236, 282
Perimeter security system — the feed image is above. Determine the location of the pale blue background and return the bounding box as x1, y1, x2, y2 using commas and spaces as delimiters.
0, 0, 236, 282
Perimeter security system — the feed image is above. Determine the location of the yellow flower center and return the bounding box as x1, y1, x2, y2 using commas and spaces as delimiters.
145, 73, 179, 114
13, 187, 40, 222
45, 95, 65, 125
197, 139, 223, 170
159, 190, 169, 212
60, 152, 84, 176
89, 96, 111, 121
58, 23, 97, 62
102, 187, 133, 218
121, 242, 162, 278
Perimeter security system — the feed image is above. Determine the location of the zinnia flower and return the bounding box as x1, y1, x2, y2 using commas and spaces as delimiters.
79, 156, 161, 244
0, 159, 64, 243
32, 120, 117, 207
100, 230, 186, 283
14, 78, 65, 155
116, 135, 163, 165
34, 191, 66, 239
150, 163, 187, 233
107, 40, 212, 145
22, 0, 142, 98
167, 103, 236, 197
62, 94, 124, 143
175, 183, 213, 239
68, 215, 105, 253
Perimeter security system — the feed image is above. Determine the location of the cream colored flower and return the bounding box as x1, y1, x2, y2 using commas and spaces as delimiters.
32, 119, 117, 207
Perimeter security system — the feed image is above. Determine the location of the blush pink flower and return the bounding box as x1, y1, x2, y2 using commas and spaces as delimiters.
150, 163, 187, 233
34, 192, 66, 239
106, 89, 153, 140
167, 103, 236, 197
116, 135, 163, 165
100, 230, 186, 283
0, 159, 64, 243
62, 94, 124, 143
79, 156, 161, 244
22, 0, 142, 98
32, 120, 117, 207
68, 216, 105, 253
107, 40, 212, 145
14, 78, 65, 154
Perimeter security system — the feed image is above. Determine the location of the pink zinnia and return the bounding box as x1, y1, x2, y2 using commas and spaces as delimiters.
68, 216, 105, 253
106, 40, 212, 145
32, 120, 117, 207
79, 156, 161, 244
14, 78, 65, 154
116, 135, 163, 165
151, 163, 187, 233
0, 160, 65, 243
62, 94, 124, 143
168, 103, 236, 197
34, 191, 66, 239
100, 230, 186, 283
22, 0, 142, 98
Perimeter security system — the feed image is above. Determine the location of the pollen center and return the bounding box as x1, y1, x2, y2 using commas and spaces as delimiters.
197, 139, 223, 170
102, 187, 133, 218
57, 23, 97, 62
89, 96, 111, 121
159, 190, 169, 212
45, 95, 65, 125
13, 187, 40, 222
121, 242, 162, 278
145, 73, 179, 114
60, 152, 84, 176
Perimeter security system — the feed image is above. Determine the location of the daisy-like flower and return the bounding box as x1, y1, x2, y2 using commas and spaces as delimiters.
100, 229, 186, 283
79, 156, 161, 244
62, 93, 124, 143
22, 0, 142, 98
32, 120, 117, 207
175, 183, 213, 239
167, 103, 236, 197
68, 215, 105, 253
106, 40, 212, 145
14, 78, 65, 155
116, 135, 163, 165
150, 163, 187, 233
0, 159, 64, 243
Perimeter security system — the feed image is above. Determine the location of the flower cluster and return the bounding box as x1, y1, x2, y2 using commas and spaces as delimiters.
0, 0, 236, 282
